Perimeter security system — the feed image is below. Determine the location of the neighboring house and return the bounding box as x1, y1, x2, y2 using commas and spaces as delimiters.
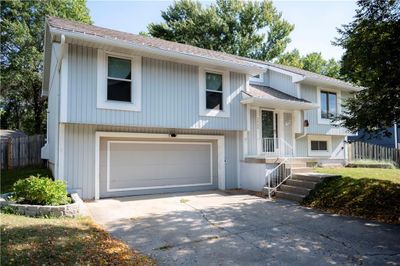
348, 125, 400, 148
41, 17, 361, 199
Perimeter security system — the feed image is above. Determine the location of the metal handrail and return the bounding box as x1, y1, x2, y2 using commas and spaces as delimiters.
264, 138, 294, 199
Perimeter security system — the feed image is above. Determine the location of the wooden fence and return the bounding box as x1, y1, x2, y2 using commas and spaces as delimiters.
348, 141, 400, 166
1, 135, 46, 170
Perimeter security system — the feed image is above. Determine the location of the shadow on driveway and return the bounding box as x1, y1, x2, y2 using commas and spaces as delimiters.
86, 190, 400, 265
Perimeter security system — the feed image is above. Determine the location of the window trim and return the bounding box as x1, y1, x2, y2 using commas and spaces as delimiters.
250, 73, 264, 83
308, 135, 332, 156
199, 67, 230, 117
317, 87, 341, 125
97, 50, 141, 111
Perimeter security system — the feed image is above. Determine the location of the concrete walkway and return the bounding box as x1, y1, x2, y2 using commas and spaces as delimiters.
86, 191, 400, 266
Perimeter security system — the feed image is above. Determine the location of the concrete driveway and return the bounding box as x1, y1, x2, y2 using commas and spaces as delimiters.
86, 191, 400, 266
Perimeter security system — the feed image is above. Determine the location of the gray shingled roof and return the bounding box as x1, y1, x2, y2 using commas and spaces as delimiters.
242, 57, 360, 90
46, 17, 264, 70
246, 85, 310, 103
47, 17, 360, 91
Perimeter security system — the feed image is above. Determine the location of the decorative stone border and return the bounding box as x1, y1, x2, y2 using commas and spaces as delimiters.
0, 193, 84, 217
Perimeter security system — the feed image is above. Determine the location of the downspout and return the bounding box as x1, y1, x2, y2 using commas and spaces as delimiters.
55, 34, 66, 180
57, 34, 66, 72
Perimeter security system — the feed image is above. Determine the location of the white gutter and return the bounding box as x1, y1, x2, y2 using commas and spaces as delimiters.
49, 27, 267, 76
302, 76, 363, 92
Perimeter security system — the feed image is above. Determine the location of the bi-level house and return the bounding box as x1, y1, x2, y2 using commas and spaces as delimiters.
41, 17, 361, 200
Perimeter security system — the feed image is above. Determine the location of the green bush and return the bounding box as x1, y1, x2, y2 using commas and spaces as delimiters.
12, 176, 71, 206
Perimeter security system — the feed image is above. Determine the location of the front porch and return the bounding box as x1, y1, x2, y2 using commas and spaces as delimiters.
241, 85, 318, 160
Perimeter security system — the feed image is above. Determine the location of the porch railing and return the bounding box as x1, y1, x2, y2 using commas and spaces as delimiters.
263, 138, 293, 158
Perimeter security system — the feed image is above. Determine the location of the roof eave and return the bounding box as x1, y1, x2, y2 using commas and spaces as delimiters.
302, 76, 362, 92
241, 97, 319, 110
49, 27, 267, 75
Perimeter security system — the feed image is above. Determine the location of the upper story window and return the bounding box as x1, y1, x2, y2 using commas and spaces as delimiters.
320, 90, 337, 119
250, 74, 264, 83
97, 50, 142, 111
199, 67, 230, 117
107, 56, 132, 102
206, 72, 223, 110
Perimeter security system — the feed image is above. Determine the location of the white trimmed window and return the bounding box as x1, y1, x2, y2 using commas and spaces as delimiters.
250, 73, 264, 83
308, 135, 332, 156
199, 67, 230, 117
97, 50, 141, 111
317, 87, 341, 124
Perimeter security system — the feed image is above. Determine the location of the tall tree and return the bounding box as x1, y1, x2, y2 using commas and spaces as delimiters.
276, 50, 342, 79
275, 49, 303, 69
334, 0, 400, 135
147, 0, 294, 61
0, 0, 91, 135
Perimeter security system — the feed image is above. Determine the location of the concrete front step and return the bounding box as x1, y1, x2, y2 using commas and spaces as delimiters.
285, 179, 318, 189
291, 167, 313, 174
275, 191, 305, 202
279, 184, 311, 195
292, 173, 326, 182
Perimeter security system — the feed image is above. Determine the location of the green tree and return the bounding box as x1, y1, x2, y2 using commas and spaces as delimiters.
301, 52, 326, 74
0, 0, 91, 135
147, 0, 294, 61
334, 0, 400, 134
275, 49, 303, 69
276, 50, 341, 79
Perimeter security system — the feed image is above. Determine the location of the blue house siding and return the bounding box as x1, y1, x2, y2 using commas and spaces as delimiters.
66, 44, 247, 131
268, 70, 297, 97
301, 83, 349, 135
63, 124, 240, 199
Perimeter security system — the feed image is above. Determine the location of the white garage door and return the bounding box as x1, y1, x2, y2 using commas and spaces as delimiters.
100, 140, 216, 197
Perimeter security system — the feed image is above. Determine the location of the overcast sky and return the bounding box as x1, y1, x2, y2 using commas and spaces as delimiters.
87, 0, 358, 60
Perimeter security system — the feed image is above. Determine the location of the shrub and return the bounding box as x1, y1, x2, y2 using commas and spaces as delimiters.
12, 176, 71, 206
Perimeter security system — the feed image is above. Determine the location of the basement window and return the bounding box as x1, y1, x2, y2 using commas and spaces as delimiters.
311, 140, 328, 151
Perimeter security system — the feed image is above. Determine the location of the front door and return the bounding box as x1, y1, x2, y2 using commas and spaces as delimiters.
261, 110, 277, 152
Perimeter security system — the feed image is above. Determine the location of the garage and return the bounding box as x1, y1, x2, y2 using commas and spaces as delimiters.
96, 133, 225, 198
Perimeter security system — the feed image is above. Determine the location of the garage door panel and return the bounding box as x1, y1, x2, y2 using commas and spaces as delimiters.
105, 141, 214, 192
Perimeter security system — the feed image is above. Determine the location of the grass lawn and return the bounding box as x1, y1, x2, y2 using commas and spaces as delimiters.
302, 167, 400, 224
1, 166, 53, 194
314, 167, 400, 184
0, 214, 155, 266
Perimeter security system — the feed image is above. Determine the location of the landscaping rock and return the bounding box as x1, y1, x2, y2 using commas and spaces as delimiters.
0, 193, 84, 217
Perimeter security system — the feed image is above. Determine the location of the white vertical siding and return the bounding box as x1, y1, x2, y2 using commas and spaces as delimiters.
248, 109, 258, 155
269, 70, 297, 97
63, 124, 240, 199
47, 43, 61, 167
66, 44, 247, 131
295, 135, 345, 159
295, 137, 308, 157
301, 83, 350, 135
